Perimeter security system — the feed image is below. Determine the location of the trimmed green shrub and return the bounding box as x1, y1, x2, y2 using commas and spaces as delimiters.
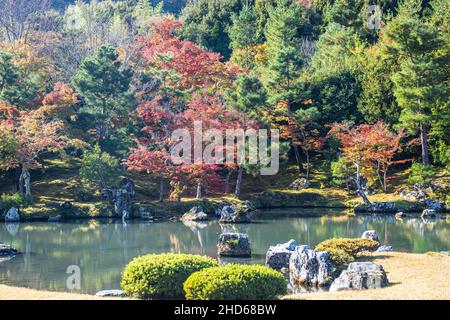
315, 238, 380, 265
183, 264, 287, 300
121, 253, 217, 299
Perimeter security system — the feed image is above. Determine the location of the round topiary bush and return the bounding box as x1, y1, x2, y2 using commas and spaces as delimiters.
121, 253, 217, 299
315, 238, 380, 265
183, 264, 287, 300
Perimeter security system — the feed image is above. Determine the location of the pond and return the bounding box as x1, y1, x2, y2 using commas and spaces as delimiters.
0, 208, 449, 294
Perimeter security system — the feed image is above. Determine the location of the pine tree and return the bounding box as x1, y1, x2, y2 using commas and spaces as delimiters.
71, 45, 135, 143
264, 0, 304, 106
228, 5, 262, 70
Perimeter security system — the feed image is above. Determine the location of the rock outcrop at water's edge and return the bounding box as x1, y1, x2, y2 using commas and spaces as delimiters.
289, 245, 334, 288
181, 206, 208, 221
217, 233, 251, 257
266, 239, 298, 271
3, 207, 21, 223
219, 204, 253, 223
329, 262, 388, 292
0, 243, 18, 257
102, 178, 135, 220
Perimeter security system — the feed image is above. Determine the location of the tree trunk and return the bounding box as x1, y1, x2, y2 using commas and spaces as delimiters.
20, 167, 32, 199
235, 164, 244, 199
305, 151, 310, 180
196, 181, 202, 199
225, 171, 232, 194
293, 144, 303, 174
420, 123, 430, 165
356, 163, 371, 205
15, 166, 21, 192
159, 177, 164, 202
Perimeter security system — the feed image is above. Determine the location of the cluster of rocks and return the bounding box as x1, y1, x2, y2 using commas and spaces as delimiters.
355, 202, 397, 214
329, 262, 389, 292
265, 240, 334, 288
217, 233, 251, 257
265, 230, 391, 292
101, 178, 135, 220
289, 178, 311, 191
181, 206, 208, 222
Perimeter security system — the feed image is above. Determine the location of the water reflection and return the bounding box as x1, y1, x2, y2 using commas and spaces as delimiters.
0, 209, 448, 294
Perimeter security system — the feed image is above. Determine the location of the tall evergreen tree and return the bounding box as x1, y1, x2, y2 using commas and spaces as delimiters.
383, 0, 449, 165
228, 5, 262, 70
71, 45, 135, 144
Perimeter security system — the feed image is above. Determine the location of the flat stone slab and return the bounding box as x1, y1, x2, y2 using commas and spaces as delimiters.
95, 290, 127, 297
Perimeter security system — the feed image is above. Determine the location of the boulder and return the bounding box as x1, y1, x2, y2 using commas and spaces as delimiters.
217, 233, 251, 257
0, 243, 18, 257
219, 205, 252, 224
361, 230, 380, 242
95, 290, 127, 297
376, 245, 393, 252
138, 207, 154, 220
48, 215, 63, 223
289, 245, 334, 287
289, 178, 311, 190
355, 202, 396, 214
181, 206, 208, 221
265, 239, 298, 271
423, 199, 445, 212
421, 209, 437, 218
395, 211, 406, 219
102, 178, 135, 219
329, 262, 388, 292
4, 207, 20, 223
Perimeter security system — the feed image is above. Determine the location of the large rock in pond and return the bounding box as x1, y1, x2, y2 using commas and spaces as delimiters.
289, 178, 310, 190
217, 233, 251, 257
361, 230, 380, 242
289, 245, 334, 287
4, 207, 20, 223
0, 243, 18, 257
219, 205, 252, 224
266, 239, 298, 271
329, 262, 388, 292
181, 206, 208, 222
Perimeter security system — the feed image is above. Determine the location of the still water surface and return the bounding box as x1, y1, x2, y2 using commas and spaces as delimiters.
0, 208, 448, 294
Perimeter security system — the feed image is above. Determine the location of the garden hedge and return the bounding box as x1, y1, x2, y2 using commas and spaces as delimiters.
183, 264, 287, 300
121, 253, 217, 299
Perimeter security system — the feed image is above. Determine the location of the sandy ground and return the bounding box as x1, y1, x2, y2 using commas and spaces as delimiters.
284, 252, 450, 300
1, 252, 448, 300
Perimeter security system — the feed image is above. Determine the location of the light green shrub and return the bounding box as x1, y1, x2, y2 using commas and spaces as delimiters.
121, 253, 217, 299
315, 238, 379, 265
183, 264, 287, 300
